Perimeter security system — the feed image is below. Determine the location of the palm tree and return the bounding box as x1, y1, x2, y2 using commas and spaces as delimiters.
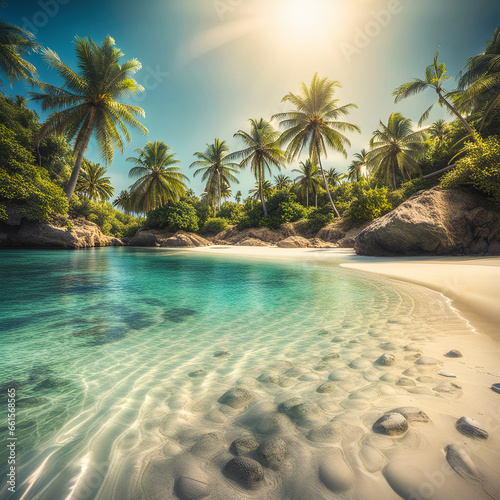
227, 118, 285, 217
234, 190, 242, 203
127, 141, 187, 213
14, 95, 27, 108
113, 189, 133, 214
324, 167, 342, 186
30, 36, 148, 203
393, 50, 475, 140
189, 139, 239, 216
0, 20, 39, 91
365, 113, 427, 190
273, 174, 292, 189
347, 149, 367, 181
76, 160, 114, 202
273, 73, 360, 217
249, 180, 273, 201
293, 159, 321, 208
457, 28, 500, 131
428, 119, 448, 143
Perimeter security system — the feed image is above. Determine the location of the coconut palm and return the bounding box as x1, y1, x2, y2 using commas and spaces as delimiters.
293, 159, 321, 208
30, 36, 148, 203
76, 160, 114, 202
249, 180, 273, 201
273, 73, 360, 217
227, 118, 285, 217
347, 149, 367, 181
127, 141, 187, 213
457, 28, 500, 131
428, 119, 448, 143
113, 189, 133, 214
189, 139, 240, 216
14, 95, 27, 108
234, 190, 242, 203
0, 20, 39, 91
393, 50, 475, 139
273, 174, 292, 189
365, 113, 427, 190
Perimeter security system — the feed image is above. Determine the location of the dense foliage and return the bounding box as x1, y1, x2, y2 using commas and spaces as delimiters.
200, 217, 229, 235
144, 201, 199, 233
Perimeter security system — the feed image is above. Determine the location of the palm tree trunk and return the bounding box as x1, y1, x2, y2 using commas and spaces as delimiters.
438, 91, 476, 140
306, 186, 309, 208
314, 186, 318, 208
317, 152, 340, 218
259, 164, 268, 217
217, 172, 221, 212
392, 161, 396, 190
64, 113, 95, 203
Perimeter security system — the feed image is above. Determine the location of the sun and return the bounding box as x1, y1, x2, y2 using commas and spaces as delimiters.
271, 0, 339, 46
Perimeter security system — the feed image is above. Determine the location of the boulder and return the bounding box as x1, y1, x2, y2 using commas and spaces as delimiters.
230, 436, 259, 456
164, 232, 211, 247
254, 437, 289, 469
235, 237, 270, 246
129, 229, 210, 247
0, 218, 122, 249
222, 457, 264, 489
373, 413, 409, 435
354, 187, 500, 256
277, 236, 311, 248
456, 416, 488, 439
218, 387, 254, 409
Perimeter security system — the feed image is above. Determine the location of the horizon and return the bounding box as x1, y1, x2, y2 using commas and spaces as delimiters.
3, 0, 500, 200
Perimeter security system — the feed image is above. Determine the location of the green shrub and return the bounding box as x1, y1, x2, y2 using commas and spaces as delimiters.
440, 135, 500, 206
305, 205, 334, 230
347, 186, 393, 223
200, 217, 228, 235
217, 202, 244, 223
264, 201, 307, 229
123, 220, 144, 238
145, 201, 199, 232
64, 219, 74, 231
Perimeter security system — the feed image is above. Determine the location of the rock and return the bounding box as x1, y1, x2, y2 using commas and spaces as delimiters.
222, 457, 264, 489
375, 353, 395, 366
254, 437, 289, 469
34, 377, 70, 390
445, 349, 463, 358
456, 417, 488, 439
213, 348, 231, 357
174, 476, 211, 500
277, 397, 303, 414
188, 369, 206, 378
164, 308, 196, 323
129, 229, 210, 247
316, 381, 337, 394
491, 383, 500, 394
438, 371, 457, 378
318, 448, 355, 492
257, 372, 283, 385
235, 237, 270, 246
354, 187, 500, 256
445, 444, 480, 484
434, 381, 462, 393
218, 387, 254, 409
277, 236, 311, 248
373, 413, 409, 435
164, 232, 212, 248
230, 436, 259, 456
389, 407, 430, 423
282, 402, 321, 424
1, 218, 122, 249
380, 342, 399, 351
415, 356, 441, 365
330, 336, 345, 343
322, 353, 340, 362
316, 224, 345, 243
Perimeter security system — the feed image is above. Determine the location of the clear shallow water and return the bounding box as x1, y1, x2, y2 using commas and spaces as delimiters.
0, 248, 473, 499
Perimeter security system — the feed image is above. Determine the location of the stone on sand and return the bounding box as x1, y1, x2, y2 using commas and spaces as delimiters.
456, 417, 488, 439
230, 436, 259, 456
223, 457, 264, 489
373, 413, 409, 435
218, 387, 254, 409
254, 437, 289, 469
376, 353, 396, 366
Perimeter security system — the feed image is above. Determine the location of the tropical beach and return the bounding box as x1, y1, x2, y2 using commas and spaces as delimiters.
1, 0, 500, 499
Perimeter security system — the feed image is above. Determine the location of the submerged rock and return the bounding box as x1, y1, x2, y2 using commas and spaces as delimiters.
316, 381, 337, 394
254, 437, 289, 469
322, 353, 340, 362
375, 353, 395, 366
164, 308, 197, 323
230, 436, 259, 456
223, 457, 264, 489
188, 369, 206, 378
456, 417, 489, 439
34, 377, 70, 390
373, 413, 408, 435
218, 387, 254, 409
213, 348, 231, 358
174, 475, 211, 499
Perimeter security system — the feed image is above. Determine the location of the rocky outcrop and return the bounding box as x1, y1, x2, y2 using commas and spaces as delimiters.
277, 236, 311, 248
0, 218, 122, 249
354, 187, 500, 256
129, 229, 211, 247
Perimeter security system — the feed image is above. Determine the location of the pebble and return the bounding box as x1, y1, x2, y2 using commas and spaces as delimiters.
445, 349, 463, 358
213, 348, 231, 357
438, 372, 457, 378
375, 353, 395, 366
456, 416, 489, 439
491, 383, 500, 394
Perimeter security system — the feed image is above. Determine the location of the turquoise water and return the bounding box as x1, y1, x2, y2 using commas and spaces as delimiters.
0, 248, 471, 499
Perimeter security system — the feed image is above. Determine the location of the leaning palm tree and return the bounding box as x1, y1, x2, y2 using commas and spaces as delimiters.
293, 159, 321, 208
393, 50, 475, 139
428, 119, 448, 143
457, 28, 500, 131
76, 160, 114, 202
227, 118, 285, 217
365, 113, 427, 190
0, 20, 39, 91
273, 174, 292, 189
273, 73, 360, 217
113, 189, 133, 214
189, 139, 240, 216
30, 36, 148, 203
127, 141, 187, 213
249, 180, 273, 201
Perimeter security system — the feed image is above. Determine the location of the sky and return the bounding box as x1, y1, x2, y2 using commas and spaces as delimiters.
3, 0, 500, 199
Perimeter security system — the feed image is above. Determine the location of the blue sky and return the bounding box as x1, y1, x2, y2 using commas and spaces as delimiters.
3, 0, 500, 199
